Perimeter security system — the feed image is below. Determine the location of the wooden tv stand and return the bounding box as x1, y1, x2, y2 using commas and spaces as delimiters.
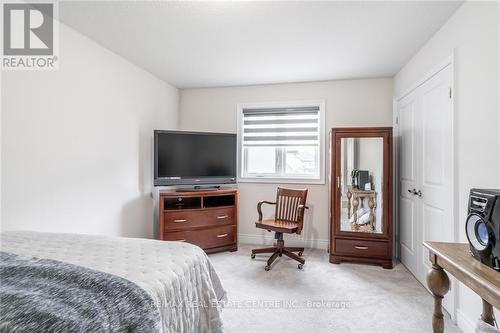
159, 189, 238, 254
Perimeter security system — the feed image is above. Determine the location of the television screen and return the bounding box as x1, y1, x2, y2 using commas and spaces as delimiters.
154, 130, 237, 186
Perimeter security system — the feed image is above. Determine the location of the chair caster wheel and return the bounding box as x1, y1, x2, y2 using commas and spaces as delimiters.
298, 264, 304, 270
265, 265, 270, 271
251, 253, 256, 259
298, 252, 303, 256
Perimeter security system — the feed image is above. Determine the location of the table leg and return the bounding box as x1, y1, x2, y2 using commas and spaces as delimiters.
347, 190, 352, 218
481, 299, 495, 326
426, 263, 450, 333
368, 196, 375, 231
352, 196, 359, 222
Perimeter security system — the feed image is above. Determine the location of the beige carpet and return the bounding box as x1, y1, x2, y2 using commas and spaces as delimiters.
209, 244, 461, 333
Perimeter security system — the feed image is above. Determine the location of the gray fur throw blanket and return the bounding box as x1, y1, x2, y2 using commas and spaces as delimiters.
0, 251, 161, 332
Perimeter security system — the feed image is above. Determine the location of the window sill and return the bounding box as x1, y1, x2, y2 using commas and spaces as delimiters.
238, 177, 325, 185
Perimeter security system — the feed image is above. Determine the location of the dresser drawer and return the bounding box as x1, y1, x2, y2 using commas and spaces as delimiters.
164, 207, 235, 231
164, 225, 236, 249
335, 239, 389, 258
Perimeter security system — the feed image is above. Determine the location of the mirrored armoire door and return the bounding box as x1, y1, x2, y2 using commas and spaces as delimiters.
329, 127, 393, 269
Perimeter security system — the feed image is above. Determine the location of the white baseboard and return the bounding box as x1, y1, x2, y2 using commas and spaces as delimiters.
457, 309, 476, 333
238, 233, 329, 250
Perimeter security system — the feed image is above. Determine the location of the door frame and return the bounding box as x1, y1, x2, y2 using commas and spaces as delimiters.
393, 52, 457, 320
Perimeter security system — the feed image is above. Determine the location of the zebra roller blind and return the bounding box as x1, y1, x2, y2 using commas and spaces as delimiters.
240, 103, 322, 180
241, 106, 320, 147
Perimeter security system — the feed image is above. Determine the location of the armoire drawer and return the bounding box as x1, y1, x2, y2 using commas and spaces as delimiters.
335, 238, 390, 258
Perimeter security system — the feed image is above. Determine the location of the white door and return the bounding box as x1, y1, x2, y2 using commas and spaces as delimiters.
398, 64, 454, 314
399, 88, 420, 276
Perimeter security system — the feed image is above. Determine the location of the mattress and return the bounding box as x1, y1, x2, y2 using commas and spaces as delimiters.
0, 231, 226, 333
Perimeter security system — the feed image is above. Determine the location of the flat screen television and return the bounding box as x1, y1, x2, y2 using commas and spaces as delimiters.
154, 130, 237, 187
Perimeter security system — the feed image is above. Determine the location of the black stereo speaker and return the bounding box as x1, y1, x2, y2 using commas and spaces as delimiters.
465, 189, 500, 272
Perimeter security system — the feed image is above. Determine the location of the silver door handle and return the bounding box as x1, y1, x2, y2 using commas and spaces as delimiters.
354, 246, 369, 250
216, 233, 228, 238
173, 219, 187, 223
216, 215, 228, 219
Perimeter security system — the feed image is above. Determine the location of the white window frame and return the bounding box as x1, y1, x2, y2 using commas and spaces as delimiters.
237, 99, 325, 184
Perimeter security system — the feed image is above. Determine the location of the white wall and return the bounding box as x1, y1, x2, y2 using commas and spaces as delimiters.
1, 22, 179, 238
179, 78, 393, 248
0, 70, 2, 229
394, 2, 500, 331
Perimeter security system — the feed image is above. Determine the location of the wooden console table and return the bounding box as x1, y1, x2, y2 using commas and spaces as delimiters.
423, 242, 500, 333
346, 186, 376, 232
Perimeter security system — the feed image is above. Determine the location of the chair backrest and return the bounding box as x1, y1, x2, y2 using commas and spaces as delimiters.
275, 187, 308, 234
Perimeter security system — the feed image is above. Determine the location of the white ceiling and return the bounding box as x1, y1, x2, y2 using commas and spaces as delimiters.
59, 1, 462, 88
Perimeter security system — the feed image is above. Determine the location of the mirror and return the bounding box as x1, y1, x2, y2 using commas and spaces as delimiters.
339, 137, 384, 233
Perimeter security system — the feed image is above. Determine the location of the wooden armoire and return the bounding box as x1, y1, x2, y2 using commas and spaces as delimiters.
329, 127, 393, 269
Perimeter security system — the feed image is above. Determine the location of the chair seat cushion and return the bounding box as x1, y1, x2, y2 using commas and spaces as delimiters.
255, 219, 298, 234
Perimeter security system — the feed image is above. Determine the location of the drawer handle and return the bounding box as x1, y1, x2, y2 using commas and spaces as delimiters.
216, 215, 228, 219
173, 219, 187, 223
177, 239, 186, 242
216, 233, 228, 238
354, 246, 369, 250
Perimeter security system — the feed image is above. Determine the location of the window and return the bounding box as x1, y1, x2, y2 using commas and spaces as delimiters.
238, 101, 325, 183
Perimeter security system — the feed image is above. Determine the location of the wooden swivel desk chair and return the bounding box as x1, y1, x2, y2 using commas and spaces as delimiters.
251, 187, 309, 271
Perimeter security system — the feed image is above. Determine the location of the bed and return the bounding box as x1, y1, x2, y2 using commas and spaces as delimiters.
0, 231, 226, 333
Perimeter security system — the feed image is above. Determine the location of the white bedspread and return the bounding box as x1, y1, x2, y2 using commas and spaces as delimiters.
0, 231, 225, 333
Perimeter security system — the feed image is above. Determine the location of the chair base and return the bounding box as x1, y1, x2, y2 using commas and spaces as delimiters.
251, 238, 305, 270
